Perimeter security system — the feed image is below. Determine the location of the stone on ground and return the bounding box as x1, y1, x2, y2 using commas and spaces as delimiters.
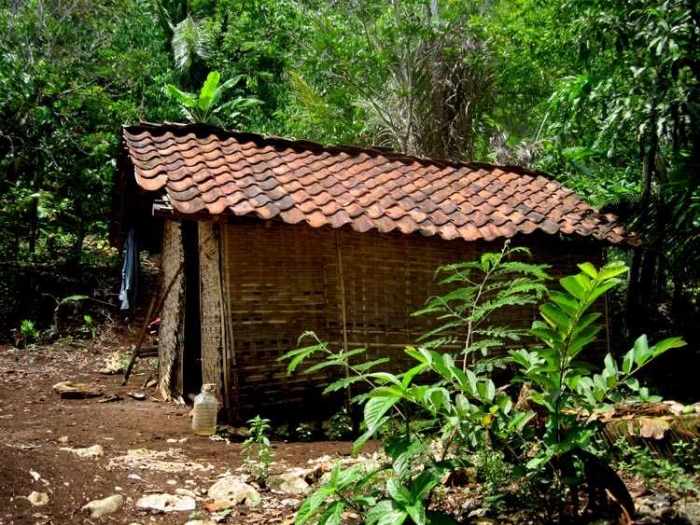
207, 477, 262, 507
82, 494, 124, 518
27, 491, 49, 506
59, 444, 104, 459
267, 470, 310, 495
135, 493, 196, 512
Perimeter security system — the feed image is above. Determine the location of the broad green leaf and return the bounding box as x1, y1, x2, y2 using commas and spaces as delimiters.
366, 500, 407, 525
164, 84, 197, 107
560, 275, 587, 300
364, 396, 399, 433
59, 294, 89, 304
405, 346, 431, 364
368, 372, 403, 386
411, 470, 440, 501
406, 503, 427, 525
198, 71, 221, 110
578, 262, 598, 279
387, 477, 413, 506
353, 419, 386, 455
599, 262, 628, 280
540, 303, 572, 331
632, 335, 650, 365
582, 279, 620, 309
649, 336, 686, 356
318, 500, 345, 525
548, 290, 579, 316
425, 387, 450, 412
295, 486, 335, 524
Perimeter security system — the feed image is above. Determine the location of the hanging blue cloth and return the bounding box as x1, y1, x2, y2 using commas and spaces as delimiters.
119, 228, 138, 310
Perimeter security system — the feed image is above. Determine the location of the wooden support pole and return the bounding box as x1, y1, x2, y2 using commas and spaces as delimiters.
122, 295, 157, 385
335, 231, 354, 427
220, 216, 240, 423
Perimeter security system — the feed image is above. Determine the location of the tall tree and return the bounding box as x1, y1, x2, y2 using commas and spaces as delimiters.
534, 0, 700, 336
284, 0, 501, 160
0, 0, 174, 263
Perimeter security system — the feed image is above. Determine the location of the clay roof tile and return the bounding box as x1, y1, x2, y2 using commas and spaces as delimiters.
122, 124, 632, 245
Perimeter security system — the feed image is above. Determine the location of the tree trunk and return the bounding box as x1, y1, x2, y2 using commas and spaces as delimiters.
626, 117, 657, 338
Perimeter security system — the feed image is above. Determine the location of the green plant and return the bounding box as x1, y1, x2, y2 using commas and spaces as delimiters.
241, 415, 274, 486
295, 422, 315, 442
325, 408, 354, 441
18, 319, 40, 348
83, 315, 97, 341
284, 247, 551, 524
45, 294, 89, 336
672, 439, 700, 473
414, 242, 550, 372
474, 449, 514, 511
283, 253, 687, 524
613, 438, 698, 496
164, 71, 261, 126
509, 262, 686, 519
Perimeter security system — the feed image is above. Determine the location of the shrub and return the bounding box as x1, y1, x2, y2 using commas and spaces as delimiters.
324, 408, 354, 441
18, 319, 40, 348
242, 415, 274, 486
282, 250, 686, 524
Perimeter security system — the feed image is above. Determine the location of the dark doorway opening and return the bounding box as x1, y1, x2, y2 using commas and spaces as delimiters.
182, 221, 202, 397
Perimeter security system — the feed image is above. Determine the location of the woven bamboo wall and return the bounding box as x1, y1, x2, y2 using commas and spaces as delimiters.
199, 221, 224, 394
157, 219, 185, 400
221, 219, 603, 420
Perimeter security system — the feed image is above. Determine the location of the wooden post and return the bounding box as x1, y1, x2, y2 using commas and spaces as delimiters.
220, 216, 240, 423
335, 231, 354, 427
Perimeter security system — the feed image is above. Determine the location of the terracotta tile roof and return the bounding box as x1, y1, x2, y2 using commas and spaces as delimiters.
122, 123, 632, 245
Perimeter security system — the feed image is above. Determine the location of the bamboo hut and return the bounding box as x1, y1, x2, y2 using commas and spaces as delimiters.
114, 123, 632, 422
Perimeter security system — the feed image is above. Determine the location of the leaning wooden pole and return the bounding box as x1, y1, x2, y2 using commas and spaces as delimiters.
122, 255, 186, 385
122, 295, 158, 385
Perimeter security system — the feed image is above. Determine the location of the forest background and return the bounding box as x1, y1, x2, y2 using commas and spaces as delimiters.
0, 0, 698, 397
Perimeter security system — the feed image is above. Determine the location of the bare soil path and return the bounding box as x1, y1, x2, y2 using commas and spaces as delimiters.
0, 343, 353, 525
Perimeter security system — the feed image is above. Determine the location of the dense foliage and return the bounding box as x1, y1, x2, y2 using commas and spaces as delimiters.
0, 0, 697, 365
283, 250, 686, 524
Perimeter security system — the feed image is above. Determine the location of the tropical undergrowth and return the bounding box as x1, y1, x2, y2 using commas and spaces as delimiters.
281, 245, 686, 524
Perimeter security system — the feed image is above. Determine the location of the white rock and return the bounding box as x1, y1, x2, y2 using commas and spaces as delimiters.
60, 444, 104, 459
82, 494, 124, 518
207, 477, 262, 507
175, 488, 197, 498
107, 448, 209, 472
27, 491, 49, 506
135, 493, 196, 512
267, 471, 310, 495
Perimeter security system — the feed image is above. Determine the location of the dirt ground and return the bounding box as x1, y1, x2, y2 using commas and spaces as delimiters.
0, 342, 356, 525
